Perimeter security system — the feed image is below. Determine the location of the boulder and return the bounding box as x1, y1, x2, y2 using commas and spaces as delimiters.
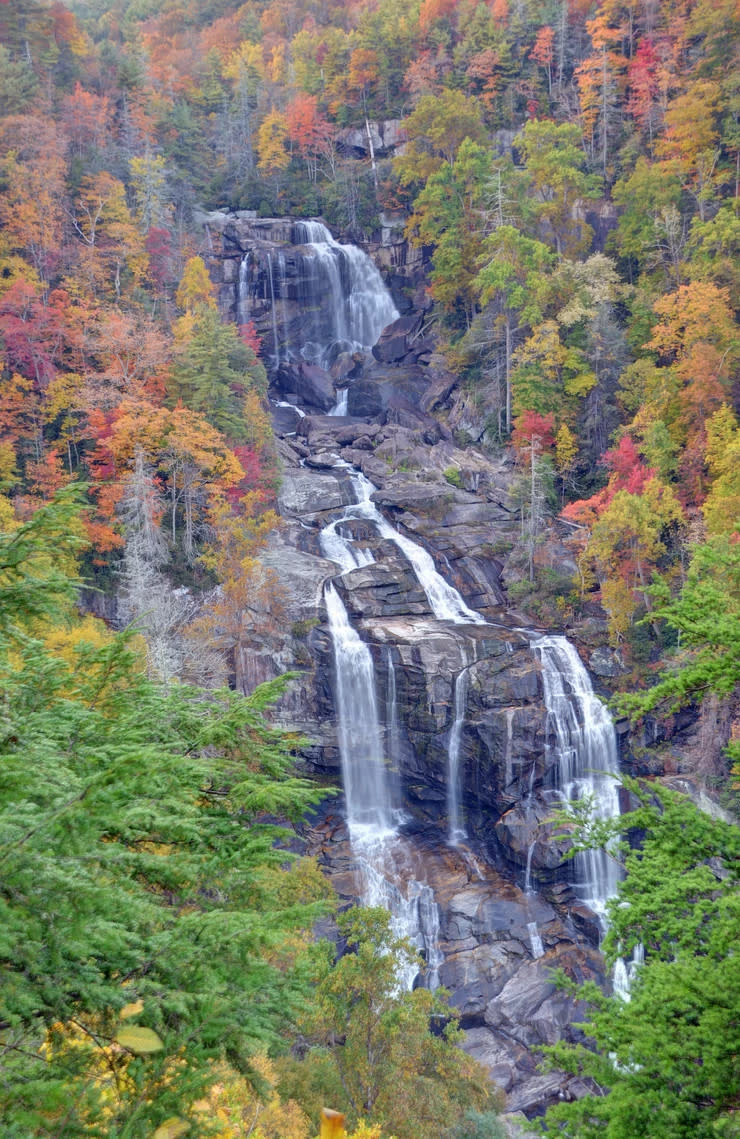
372, 313, 423, 363
485, 945, 604, 1047
294, 363, 337, 412
589, 646, 625, 678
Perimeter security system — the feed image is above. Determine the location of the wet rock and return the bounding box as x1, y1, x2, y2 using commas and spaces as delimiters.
338, 562, 430, 619
293, 363, 337, 412
346, 366, 428, 417
260, 534, 338, 621
462, 1027, 532, 1093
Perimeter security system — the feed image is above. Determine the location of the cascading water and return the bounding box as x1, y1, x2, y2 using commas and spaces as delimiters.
324, 582, 394, 837
332, 461, 485, 624
266, 253, 280, 369
386, 648, 402, 774
535, 635, 621, 925
321, 507, 442, 988
237, 219, 398, 376
527, 921, 545, 959
237, 253, 250, 325
612, 942, 644, 999
293, 220, 398, 369
523, 760, 537, 894
447, 667, 470, 845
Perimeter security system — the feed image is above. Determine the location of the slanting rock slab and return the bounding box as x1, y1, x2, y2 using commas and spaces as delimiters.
277, 467, 352, 516
260, 534, 338, 621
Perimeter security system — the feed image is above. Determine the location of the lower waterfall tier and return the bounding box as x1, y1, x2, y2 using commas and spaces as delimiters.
251, 431, 625, 1117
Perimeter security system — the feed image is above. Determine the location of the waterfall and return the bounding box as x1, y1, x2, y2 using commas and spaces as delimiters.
613, 943, 644, 1000
266, 252, 280, 369
293, 220, 398, 369
535, 635, 621, 924
324, 583, 394, 837
235, 219, 397, 375
323, 573, 442, 989
320, 516, 374, 572
332, 462, 485, 624
237, 253, 250, 325
359, 853, 443, 990
447, 668, 469, 845
329, 388, 349, 417
527, 921, 545, 959
523, 760, 537, 893
386, 648, 402, 773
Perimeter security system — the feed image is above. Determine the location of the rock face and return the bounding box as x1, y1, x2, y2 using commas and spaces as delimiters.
200, 214, 627, 1119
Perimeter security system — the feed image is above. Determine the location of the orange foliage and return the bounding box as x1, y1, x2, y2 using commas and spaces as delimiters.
418, 0, 458, 31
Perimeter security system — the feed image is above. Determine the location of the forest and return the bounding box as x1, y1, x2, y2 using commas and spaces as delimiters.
0, 0, 738, 1135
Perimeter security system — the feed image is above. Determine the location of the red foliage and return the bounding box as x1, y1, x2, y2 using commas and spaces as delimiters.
0, 279, 73, 388
602, 435, 656, 496
239, 321, 262, 355
563, 435, 657, 525
26, 447, 70, 501
530, 25, 555, 67
626, 38, 659, 130
511, 410, 555, 454
145, 227, 173, 292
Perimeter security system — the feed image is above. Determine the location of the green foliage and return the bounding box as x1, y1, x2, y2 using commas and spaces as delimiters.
540, 780, 740, 1139
450, 1110, 506, 1139
406, 137, 492, 326
615, 535, 739, 719
0, 484, 88, 640
169, 305, 268, 441
0, 492, 329, 1136
280, 907, 500, 1139
516, 120, 601, 256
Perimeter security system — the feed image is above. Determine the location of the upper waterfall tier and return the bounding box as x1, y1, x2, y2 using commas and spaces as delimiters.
236, 219, 398, 370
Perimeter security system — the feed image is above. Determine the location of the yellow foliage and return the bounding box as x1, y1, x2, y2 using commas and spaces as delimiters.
257, 109, 290, 175
44, 614, 113, 660
0, 440, 18, 488
600, 577, 637, 645
175, 256, 216, 314
312, 1121, 395, 1139
195, 1055, 311, 1138
0, 493, 15, 528
703, 406, 740, 536
346, 1122, 395, 1138
41, 1020, 136, 1126
223, 40, 265, 84
555, 423, 578, 473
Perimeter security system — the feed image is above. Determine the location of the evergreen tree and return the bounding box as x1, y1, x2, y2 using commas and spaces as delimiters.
0, 490, 328, 1136
541, 781, 740, 1139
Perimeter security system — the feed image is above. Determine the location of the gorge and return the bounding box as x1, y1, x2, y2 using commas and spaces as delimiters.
205, 210, 627, 1118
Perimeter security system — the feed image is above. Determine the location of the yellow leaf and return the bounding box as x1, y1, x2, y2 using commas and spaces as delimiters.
115, 1026, 164, 1053
120, 1000, 144, 1020
153, 1118, 191, 1139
